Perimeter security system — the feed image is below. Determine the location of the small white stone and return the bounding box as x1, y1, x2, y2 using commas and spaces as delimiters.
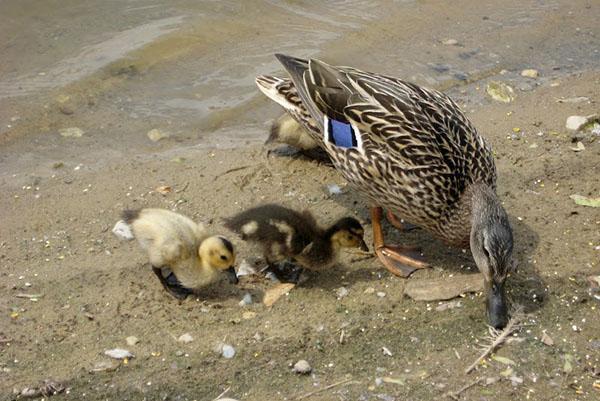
293, 359, 312, 374
125, 336, 139, 346
104, 348, 134, 360
520, 69, 539, 78
442, 39, 458, 46
221, 344, 236, 359
239, 293, 253, 306
565, 115, 589, 131
376, 292, 386, 298
178, 333, 194, 343
112, 220, 134, 240
336, 287, 349, 299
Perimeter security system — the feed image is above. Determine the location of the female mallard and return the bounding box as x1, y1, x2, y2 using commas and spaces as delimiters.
256, 54, 514, 328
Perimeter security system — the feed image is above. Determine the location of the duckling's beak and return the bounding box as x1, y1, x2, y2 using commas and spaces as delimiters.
226, 266, 239, 284
358, 238, 369, 252
486, 281, 509, 329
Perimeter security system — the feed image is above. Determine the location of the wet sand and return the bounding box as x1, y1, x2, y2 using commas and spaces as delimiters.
1, 0, 599, 400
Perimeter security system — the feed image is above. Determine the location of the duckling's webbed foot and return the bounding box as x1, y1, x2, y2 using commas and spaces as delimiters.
372, 207, 430, 278
152, 266, 192, 300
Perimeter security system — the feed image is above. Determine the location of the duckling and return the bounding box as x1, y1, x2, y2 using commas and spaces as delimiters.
118, 208, 237, 299
266, 113, 331, 162
267, 113, 320, 151
224, 204, 368, 281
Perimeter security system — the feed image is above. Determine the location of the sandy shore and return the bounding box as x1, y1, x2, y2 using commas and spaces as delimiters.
1, 69, 599, 400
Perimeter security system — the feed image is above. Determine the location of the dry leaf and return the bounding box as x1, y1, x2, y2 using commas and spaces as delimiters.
563, 354, 574, 374
263, 283, 296, 307
570, 194, 600, 207
155, 186, 172, 195
382, 376, 406, 386
541, 332, 554, 346
491, 355, 516, 365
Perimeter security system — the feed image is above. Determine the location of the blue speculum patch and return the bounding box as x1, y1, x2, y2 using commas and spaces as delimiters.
328, 118, 357, 148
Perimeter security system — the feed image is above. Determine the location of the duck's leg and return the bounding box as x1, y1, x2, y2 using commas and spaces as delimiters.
371, 207, 430, 277
386, 210, 418, 232
152, 266, 191, 300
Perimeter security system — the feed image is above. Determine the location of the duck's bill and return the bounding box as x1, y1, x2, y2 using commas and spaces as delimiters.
486, 282, 509, 329
226, 266, 239, 284
358, 239, 369, 252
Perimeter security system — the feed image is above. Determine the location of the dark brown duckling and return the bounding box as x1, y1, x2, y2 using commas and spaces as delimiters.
224, 204, 368, 281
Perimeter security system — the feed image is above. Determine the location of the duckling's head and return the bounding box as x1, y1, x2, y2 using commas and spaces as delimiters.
470, 186, 514, 329
198, 236, 238, 284
328, 217, 369, 251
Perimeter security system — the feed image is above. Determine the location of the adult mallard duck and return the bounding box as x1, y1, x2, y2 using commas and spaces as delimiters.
255, 54, 514, 328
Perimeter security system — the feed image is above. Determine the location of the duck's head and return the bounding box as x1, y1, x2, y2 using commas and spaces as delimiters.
470, 186, 514, 329
199, 236, 238, 284
329, 217, 369, 252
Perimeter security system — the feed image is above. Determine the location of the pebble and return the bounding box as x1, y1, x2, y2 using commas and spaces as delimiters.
327, 184, 343, 195
521, 69, 539, 78
442, 38, 459, 46
541, 332, 554, 346
364, 287, 375, 294
112, 220, 134, 240
293, 359, 312, 374
178, 333, 194, 343
147, 128, 170, 142
104, 348, 134, 360
376, 292, 386, 298
125, 336, 139, 346
336, 287, 349, 299
175, 350, 184, 357
221, 344, 236, 359
236, 260, 256, 277
486, 81, 514, 103
239, 293, 253, 306
565, 115, 592, 131
59, 127, 84, 137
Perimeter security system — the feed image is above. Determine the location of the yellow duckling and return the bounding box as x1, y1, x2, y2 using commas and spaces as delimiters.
117, 208, 237, 299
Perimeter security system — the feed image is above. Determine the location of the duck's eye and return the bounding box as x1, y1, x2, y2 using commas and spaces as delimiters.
220, 255, 228, 261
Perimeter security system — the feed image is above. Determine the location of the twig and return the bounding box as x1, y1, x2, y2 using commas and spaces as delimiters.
295, 378, 355, 400
15, 293, 44, 299
212, 165, 252, 181
212, 386, 230, 401
464, 307, 524, 374
445, 377, 484, 400
175, 182, 189, 193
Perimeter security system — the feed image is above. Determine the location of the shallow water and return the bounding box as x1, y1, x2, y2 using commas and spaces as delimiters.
0, 0, 598, 180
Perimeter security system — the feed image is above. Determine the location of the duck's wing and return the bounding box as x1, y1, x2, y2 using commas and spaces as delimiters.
273, 54, 496, 188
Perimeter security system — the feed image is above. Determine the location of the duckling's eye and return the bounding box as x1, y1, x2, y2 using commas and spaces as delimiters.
220, 255, 228, 261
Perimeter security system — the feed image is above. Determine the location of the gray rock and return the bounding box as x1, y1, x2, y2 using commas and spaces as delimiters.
293, 359, 312, 374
